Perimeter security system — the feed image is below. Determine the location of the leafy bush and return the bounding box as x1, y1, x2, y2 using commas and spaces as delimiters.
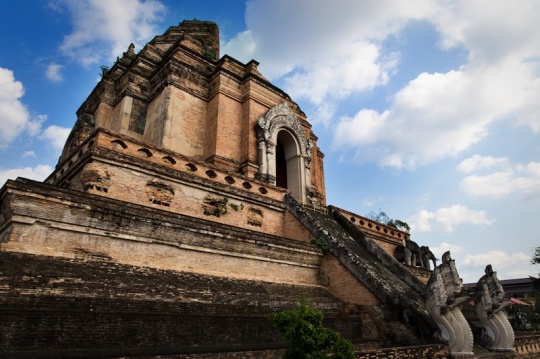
311, 237, 329, 254
269, 297, 354, 358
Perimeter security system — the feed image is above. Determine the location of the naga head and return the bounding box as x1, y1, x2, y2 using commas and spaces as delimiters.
442, 251, 452, 264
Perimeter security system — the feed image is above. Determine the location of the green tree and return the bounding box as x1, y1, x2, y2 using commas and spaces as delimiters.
366, 209, 410, 233
507, 292, 540, 331
510, 246, 540, 330
387, 219, 411, 233
269, 297, 354, 359
532, 246, 540, 291
532, 246, 540, 265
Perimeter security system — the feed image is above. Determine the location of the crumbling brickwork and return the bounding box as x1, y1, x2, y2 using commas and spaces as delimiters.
0, 251, 363, 356
58, 20, 325, 205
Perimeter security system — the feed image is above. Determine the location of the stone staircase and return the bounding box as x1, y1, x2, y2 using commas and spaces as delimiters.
285, 194, 436, 341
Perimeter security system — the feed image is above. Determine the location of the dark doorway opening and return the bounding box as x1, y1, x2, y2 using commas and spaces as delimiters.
276, 140, 287, 189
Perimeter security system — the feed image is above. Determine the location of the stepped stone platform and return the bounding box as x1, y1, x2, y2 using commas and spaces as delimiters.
285, 195, 436, 342
0, 251, 365, 357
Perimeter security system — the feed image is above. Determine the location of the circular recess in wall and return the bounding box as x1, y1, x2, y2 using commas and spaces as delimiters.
224, 176, 235, 184
162, 156, 176, 165
242, 182, 252, 189
205, 170, 217, 178
350, 217, 356, 223
185, 163, 197, 172
138, 148, 153, 158
258, 187, 268, 194
111, 139, 127, 149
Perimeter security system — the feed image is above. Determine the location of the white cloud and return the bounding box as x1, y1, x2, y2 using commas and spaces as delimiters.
45, 63, 63, 82
27, 114, 47, 137
429, 242, 463, 261
332, 62, 529, 169
55, 0, 166, 66
291, 0, 540, 169
224, 0, 434, 125
22, 151, 36, 158
462, 251, 531, 270
408, 204, 494, 233
334, 109, 390, 148
39, 125, 71, 150
222, 30, 257, 64
362, 198, 375, 207
283, 40, 394, 105
407, 209, 435, 232
460, 161, 540, 199
457, 155, 509, 173
0, 68, 45, 148
229, 0, 435, 78
0, 69, 65, 153
0, 165, 53, 187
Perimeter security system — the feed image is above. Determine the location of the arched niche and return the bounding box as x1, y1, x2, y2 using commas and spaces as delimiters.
256, 103, 313, 202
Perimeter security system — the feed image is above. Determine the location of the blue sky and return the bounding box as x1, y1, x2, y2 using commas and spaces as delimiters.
1, 0, 539, 284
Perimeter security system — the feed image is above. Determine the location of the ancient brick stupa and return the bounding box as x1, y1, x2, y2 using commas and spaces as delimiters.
0, 20, 443, 358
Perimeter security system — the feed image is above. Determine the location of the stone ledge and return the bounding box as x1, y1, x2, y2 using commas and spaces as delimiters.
1, 179, 322, 285
0, 251, 364, 354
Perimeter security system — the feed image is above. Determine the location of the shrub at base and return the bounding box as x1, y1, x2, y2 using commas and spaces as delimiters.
268, 297, 354, 359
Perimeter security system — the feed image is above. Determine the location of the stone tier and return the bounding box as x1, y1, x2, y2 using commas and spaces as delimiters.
0, 178, 319, 285
0, 252, 363, 356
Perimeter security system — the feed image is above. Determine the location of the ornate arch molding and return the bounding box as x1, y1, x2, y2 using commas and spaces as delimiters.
256, 103, 313, 200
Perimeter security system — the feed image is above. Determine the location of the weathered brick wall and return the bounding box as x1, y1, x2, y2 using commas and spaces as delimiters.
49, 130, 319, 243
160, 86, 208, 158
0, 180, 437, 357
354, 344, 450, 359
2, 179, 320, 286
59, 21, 327, 203
0, 252, 362, 356
320, 253, 379, 306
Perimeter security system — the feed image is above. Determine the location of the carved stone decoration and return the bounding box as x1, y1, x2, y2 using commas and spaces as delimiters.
80, 163, 111, 193
420, 246, 438, 271
202, 195, 228, 217
247, 208, 263, 227
425, 251, 474, 357
146, 181, 174, 207
395, 239, 422, 267
394, 244, 410, 266
396, 241, 437, 270
255, 103, 312, 202
474, 265, 515, 352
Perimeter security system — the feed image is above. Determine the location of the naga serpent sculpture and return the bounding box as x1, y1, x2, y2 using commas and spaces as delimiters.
425, 251, 474, 357
474, 264, 515, 352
